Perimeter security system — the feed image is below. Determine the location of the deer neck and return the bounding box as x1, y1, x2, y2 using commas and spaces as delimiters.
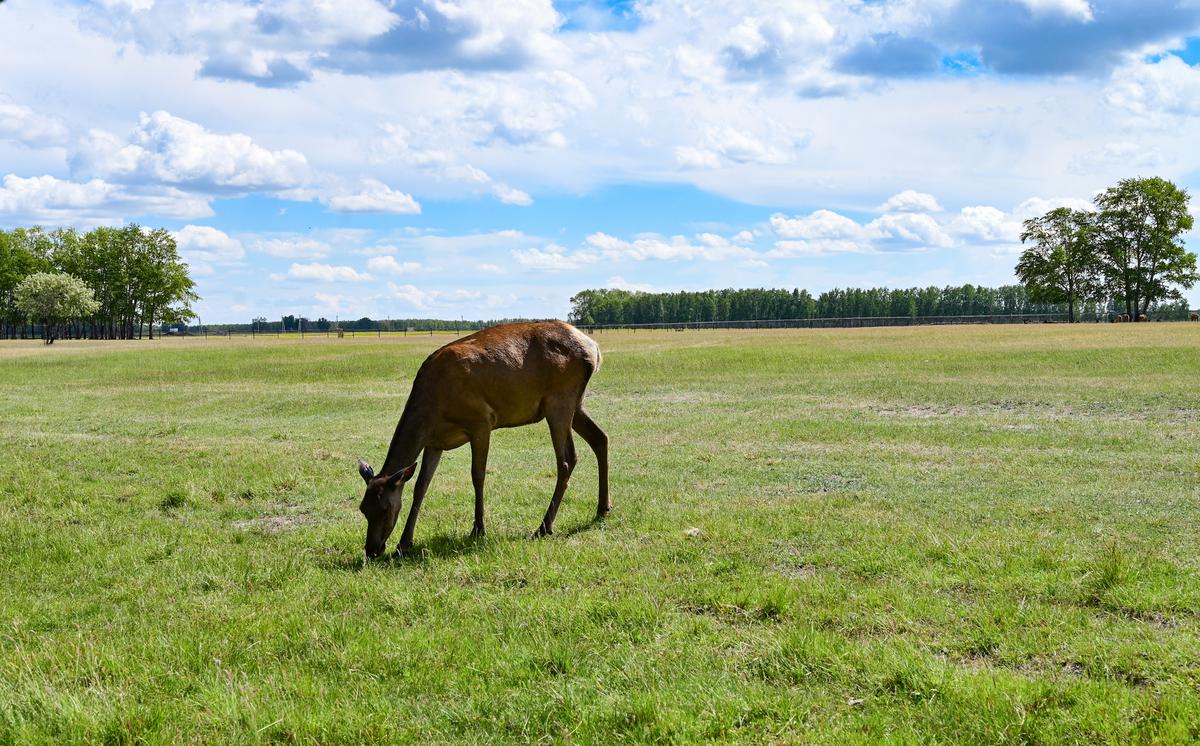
380, 402, 429, 478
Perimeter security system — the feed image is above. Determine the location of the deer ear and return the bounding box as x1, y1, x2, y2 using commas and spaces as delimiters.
386, 461, 418, 486
357, 458, 375, 484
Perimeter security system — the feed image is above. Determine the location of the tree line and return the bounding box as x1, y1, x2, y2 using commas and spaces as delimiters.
567, 284, 1188, 327
571, 176, 1197, 328
198, 316, 520, 334
1016, 177, 1197, 322
0, 225, 197, 340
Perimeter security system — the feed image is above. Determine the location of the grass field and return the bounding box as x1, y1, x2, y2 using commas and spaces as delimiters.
2, 325, 1199, 743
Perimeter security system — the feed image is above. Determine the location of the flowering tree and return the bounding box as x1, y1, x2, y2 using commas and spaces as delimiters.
14, 272, 100, 344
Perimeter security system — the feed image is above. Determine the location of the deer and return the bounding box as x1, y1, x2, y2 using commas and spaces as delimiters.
356, 320, 609, 560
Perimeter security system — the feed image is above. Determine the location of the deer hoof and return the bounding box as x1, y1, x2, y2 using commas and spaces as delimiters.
531, 525, 552, 539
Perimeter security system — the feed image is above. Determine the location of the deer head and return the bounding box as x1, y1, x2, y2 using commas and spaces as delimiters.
357, 457, 418, 560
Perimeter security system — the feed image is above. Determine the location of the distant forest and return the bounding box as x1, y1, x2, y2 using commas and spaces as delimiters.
567, 285, 1194, 326
194, 316, 535, 334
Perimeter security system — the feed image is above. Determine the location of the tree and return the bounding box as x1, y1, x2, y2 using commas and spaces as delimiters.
1016, 207, 1102, 323
1094, 177, 1197, 320
14, 272, 100, 343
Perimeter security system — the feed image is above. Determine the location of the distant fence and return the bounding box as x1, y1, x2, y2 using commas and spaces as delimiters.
579, 312, 1198, 332
6, 312, 1198, 341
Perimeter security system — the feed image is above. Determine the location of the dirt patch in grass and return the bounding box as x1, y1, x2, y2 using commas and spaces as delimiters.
232, 506, 314, 533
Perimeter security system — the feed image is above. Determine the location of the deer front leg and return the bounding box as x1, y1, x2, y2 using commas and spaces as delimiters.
395, 448, 442, 556
470, 430, 490, 538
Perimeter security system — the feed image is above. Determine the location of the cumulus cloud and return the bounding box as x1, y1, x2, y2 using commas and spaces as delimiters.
326, 179, 421, 214
367, 255, 421, 274
84, 0, 565, 87
250, 236, 330, 259
879, 190, 943, 213
491, 183, 533, 206
607, 276, 656, 292
770, 210, 865, 241
721, 11, 835, 79
0, 173, 212, 226
373, 123, 532, 205
1107, 55, 1200, 119
770, 201, 964, 255
870, 212, 954, 248
1068, 142, 1165, 174
937, 0, 1200, 75
950, 196, 1094, 252
837, 34, 941, 78
1017, 0, 1094, 22
386, 282, 480, 309
511, 243, 596, 270
676, 122, 810, 169
274, 262, 370, 282
72, 111, 310, 192
0, 103, 70, 148
173, 225, 245, 275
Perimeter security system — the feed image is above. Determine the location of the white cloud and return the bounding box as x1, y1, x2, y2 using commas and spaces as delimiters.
374, 123, 532, 205
952, 206, 1020, 243
868, 213, 954, 248
251, 236, 329, 259
770, 210, 865, 240
676, 122, 809, 169
491, 183, 533, 206
72, 111, 310, 192
173, 225, 245, 276
767, 239, 873, 258
1068, 142, 1164, 174
879, 190, 943, 213
275, 262, 370, 282
0, 173, 211, 226
1017, 0, 1094, 22
477, 263, 504, 273
607, 275, 656, 292
367, 255, 421, 275
327, 179, 421, 214
85, 0, 564, 85
0, 103, 70, 148
388, 282, 436, 309
1108, 56, 1200, 120
583, 231, 757, 262
511, 243, 597, 270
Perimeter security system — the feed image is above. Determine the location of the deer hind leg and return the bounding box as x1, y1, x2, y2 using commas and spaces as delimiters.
572, 409, 609, 517
534, 399, 578, 538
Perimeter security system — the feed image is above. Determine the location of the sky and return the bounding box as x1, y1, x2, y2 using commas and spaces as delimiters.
2, 0, 1200, 323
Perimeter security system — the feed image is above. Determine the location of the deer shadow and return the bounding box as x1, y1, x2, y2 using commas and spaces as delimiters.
326, 514, 608, 572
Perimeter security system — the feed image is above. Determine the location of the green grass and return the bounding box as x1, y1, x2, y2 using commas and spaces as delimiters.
2, 325, 1199, 743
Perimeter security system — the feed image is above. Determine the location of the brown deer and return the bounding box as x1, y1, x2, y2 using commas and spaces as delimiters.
356, 321, 609, 559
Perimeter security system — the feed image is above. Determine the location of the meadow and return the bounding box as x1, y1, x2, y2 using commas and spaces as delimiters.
1, 324, 1199, 743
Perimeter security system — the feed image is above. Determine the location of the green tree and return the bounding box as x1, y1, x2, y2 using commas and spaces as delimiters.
1016, 207, 1102, 323
14, 272, 100, 344
1094, 177, 1197, 320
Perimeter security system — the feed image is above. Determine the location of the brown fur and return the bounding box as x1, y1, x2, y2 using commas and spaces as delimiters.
357, 321, 609, 558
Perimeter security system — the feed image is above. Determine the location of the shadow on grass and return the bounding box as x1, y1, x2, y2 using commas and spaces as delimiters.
558, 512, 608, 538
323, 514, 608, 572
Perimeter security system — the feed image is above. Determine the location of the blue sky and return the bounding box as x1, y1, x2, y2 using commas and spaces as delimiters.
1, 0, 1200, 322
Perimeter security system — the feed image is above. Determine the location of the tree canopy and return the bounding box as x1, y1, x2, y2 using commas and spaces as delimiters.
1016, 208, 1101, 323
1014, 177, 1197, 322
14, 272, 101, 343
0, 224, 197, 339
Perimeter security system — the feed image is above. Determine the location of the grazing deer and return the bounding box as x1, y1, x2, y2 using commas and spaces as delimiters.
357, 321, 609, 559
